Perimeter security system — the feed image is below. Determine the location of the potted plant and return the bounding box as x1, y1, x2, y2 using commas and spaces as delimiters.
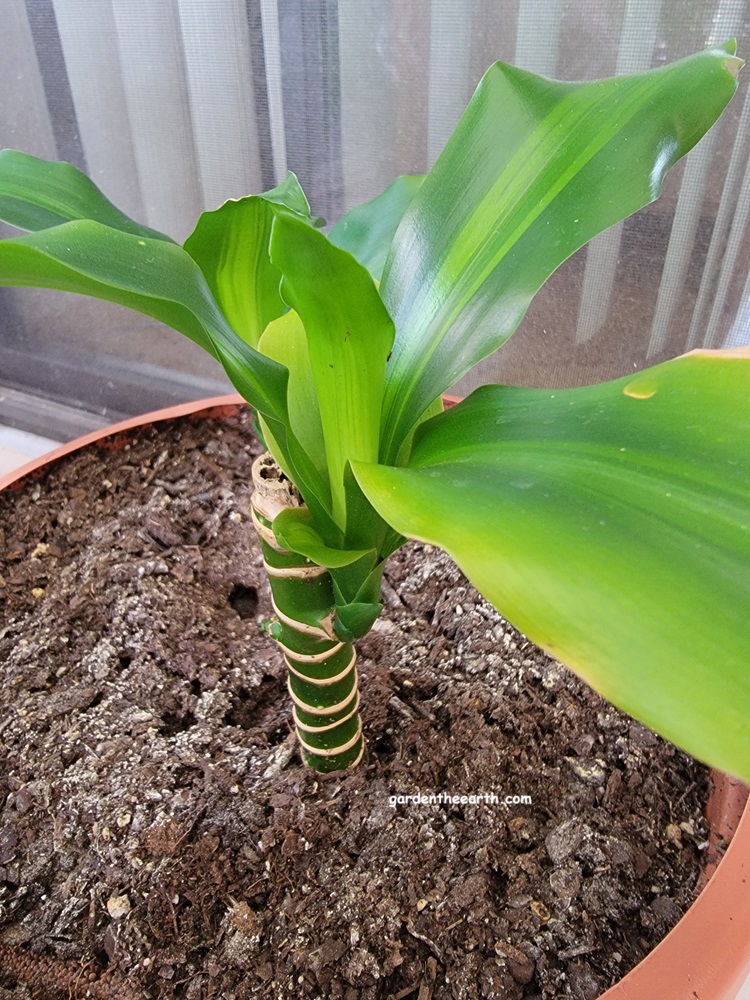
0, 40, 749, 998
2, 406, 749, 1000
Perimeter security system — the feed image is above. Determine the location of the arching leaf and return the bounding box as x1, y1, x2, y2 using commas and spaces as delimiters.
379, 43, 742, 460
356, 350, 750, 782
0, 148, 171, 241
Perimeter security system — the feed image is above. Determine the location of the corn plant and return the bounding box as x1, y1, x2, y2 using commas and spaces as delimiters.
1, 43, 748, 780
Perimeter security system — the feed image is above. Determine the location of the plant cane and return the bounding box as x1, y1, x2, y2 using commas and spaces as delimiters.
250, 453, 364, 771
1, 42, 749, 780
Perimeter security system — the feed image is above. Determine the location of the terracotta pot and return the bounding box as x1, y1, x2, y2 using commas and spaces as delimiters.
2, 393, 749, 999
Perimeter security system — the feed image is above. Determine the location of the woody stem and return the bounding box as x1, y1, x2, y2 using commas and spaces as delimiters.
250, 453, 364, 773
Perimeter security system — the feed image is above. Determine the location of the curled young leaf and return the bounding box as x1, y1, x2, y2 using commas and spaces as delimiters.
183, 173, 313, 348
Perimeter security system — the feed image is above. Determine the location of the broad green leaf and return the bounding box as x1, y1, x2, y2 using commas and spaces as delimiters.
355, 350, 750, 782
0, 149, 171, 241
183, 173, 313, 347
0, 220, 287, 423
270, 214, 394, 529
379, 43, 742, 460
329, 174, 425, 281
258, 308, 326, 480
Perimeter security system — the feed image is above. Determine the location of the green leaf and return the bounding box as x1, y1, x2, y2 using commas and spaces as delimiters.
258, 308, 326, 482
330, 556, 387, 642
183, 173, 313, 347
0, 156, 338, 525
379, 42, 742, 460
0, 220, 288, 423
273, 507, 373, 568
0, 149, 171, 241
270, 214, 394, 529
332, 600, 383, 643
396, 392, 445, 466
355, 350, 750, 782
273, 507, 383, 641
329, 174, 425, 281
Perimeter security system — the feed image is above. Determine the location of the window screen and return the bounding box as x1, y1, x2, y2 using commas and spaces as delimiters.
1, 0, 748, 436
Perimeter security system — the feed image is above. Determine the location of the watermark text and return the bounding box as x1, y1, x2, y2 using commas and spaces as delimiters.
388, 792, 532, 807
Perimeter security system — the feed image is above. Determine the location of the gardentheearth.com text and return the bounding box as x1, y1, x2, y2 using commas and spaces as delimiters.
388, 792, 532, 807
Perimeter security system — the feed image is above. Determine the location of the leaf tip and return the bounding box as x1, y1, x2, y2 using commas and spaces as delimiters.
682, 346, 750, 360
724, 55, 744, 80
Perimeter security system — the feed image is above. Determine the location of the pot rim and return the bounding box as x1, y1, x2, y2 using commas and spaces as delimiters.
1, 392, 748, 999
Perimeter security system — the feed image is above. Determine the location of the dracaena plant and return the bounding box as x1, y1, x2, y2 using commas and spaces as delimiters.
1, 43, 749, 781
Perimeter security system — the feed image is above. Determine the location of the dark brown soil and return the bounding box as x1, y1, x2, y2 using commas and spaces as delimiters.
0, 407, 715, 1000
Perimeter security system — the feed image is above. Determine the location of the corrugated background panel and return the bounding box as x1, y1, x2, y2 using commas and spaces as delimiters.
0, 0, 749, 430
